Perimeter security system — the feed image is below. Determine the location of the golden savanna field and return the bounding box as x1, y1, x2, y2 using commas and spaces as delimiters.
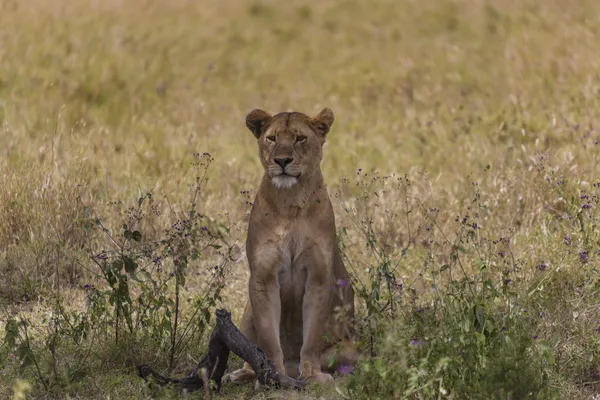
1, 0, 600, 398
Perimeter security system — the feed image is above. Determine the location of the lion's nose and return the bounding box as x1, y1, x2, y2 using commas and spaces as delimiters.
274, 157, 293, 168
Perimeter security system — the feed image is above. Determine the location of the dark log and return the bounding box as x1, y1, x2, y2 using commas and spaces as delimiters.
137, 324, 229, 391
137, 309, 305, 392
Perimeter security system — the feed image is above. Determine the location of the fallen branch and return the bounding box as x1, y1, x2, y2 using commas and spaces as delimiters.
137, 309, 305, 392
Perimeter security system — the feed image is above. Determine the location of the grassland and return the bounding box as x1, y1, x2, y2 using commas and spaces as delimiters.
1, 0, 600, 398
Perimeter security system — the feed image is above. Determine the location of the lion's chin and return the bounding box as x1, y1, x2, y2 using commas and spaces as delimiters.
272, 175, 298, 189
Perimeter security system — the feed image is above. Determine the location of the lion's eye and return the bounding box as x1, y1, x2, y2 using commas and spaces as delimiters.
296, 136, 307, 143
267, 136, 276, 142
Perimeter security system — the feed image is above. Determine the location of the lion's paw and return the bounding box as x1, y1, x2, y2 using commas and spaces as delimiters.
223, 367, 257, 385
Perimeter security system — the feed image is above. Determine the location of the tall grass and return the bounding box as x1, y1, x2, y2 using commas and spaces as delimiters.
1, 0, 599, 398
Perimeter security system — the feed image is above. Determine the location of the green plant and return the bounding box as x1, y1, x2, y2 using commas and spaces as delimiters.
1, 153, 245, 395
338, 169, 560, 399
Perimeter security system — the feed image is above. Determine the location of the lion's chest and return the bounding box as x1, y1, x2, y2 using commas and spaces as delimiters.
274, 225, 309, 355
275, 225, 308, 307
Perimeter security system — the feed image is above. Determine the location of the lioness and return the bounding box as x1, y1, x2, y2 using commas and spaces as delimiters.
227, 108, 357, 385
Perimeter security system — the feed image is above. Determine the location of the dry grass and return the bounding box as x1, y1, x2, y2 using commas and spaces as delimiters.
1, 0, 600, 398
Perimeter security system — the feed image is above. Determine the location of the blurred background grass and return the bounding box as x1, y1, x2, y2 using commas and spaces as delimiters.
1, 0, 600, 398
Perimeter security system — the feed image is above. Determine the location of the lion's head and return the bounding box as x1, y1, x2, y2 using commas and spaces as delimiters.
245, 108, 335, 189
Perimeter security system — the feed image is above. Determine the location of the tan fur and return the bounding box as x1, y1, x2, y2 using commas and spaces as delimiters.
227, 108, 356, 385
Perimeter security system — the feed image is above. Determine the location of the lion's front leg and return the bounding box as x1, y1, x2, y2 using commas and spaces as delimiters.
299, 253, 335, 382
249, 276, 285, 374
247, 244, 286, 376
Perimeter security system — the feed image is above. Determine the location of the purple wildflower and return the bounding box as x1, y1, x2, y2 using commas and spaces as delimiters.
536, 263, 547, 271
336, 364, 354, 376
579, 251, 589, 262
564, 235, 571, 245
582, 204, 592, 209
498, 251, 505, 257
503, 279, 512, 286
533, 335, 539, 339
336, 279, 347, 287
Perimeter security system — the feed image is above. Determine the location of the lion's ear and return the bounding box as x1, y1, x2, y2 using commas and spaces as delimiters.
312, 108, 335, 136
246, 109, 272, 139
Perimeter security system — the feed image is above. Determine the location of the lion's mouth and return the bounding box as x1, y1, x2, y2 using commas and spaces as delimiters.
277, 172, 300, 178
272, 167, 300, 178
